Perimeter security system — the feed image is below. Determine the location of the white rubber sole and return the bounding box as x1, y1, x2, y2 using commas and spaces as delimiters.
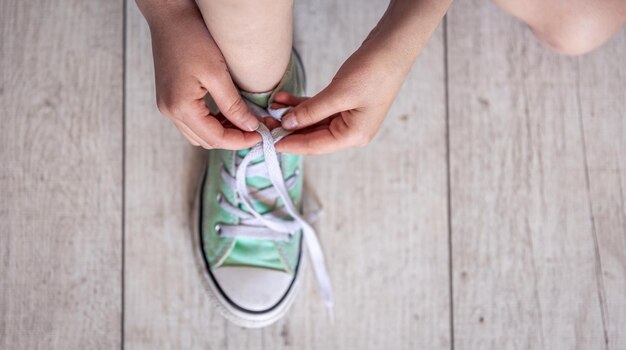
191, 165, 305, 328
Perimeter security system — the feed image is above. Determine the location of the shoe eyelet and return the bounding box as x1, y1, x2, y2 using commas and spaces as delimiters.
216, 193, 222, 203
294, 168, 301, 176
215, 224, 222, 236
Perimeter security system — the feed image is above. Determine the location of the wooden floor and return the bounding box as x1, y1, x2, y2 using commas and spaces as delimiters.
1, 0, 625, 349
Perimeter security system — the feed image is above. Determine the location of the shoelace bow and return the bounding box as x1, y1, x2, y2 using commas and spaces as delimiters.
217, 100, 334, 314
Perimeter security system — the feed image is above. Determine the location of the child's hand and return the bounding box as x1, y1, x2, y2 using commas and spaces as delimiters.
146, 3, 260, 149
275, 44, 409, 155
274, 0, 450, 155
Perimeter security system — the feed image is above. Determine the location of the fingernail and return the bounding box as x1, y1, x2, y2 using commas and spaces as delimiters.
282, 113, 298, 129
244, 118, 260, 131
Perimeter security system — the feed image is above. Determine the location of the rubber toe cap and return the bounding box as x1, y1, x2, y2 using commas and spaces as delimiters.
212, 266, 295, 312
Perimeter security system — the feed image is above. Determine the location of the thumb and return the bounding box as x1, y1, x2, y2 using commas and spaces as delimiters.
203, 74, 260, 132
281, 84, 349, 130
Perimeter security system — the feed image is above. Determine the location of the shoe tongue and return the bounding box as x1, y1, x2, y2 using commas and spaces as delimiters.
235, 91, 272, 160
236, 78, 294, 190
236, 90, 277, 192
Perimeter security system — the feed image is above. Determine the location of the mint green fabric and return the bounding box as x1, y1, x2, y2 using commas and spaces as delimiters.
201, 52, 306, 273
224, 238, 285, 270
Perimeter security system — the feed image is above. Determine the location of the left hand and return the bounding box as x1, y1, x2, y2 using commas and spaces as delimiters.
275, 41, 412, 155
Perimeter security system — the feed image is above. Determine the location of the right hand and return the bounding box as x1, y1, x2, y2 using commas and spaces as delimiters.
146, 3, 261, 149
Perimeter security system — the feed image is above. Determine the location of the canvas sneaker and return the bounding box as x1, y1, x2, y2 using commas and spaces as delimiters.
194, 51, 333, 328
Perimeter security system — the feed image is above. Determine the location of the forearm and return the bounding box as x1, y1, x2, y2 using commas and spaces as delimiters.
359, 0, 453, 76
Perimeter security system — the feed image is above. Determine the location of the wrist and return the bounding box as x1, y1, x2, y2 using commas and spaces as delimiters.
364, 0, 452, 65
354, 28, 418, 80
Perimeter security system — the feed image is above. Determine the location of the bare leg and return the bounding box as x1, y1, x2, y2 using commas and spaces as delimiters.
493, 0, 626, 55
196, 0, 293, 92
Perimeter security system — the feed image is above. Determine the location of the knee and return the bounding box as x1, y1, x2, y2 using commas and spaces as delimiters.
534, 13, 624, 56
495, 0, 626, 56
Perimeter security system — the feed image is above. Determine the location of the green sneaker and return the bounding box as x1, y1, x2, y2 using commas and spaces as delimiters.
194, 51, 333, 328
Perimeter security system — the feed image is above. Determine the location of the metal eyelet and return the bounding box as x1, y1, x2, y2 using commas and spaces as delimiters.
216, 193, 222, 203
294, 167, 301, 176
214, 224, 222, 236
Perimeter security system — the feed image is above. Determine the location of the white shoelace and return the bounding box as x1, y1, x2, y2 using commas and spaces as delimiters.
218, 101, 334, 313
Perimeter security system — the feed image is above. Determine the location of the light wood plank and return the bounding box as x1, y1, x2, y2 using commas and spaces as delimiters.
125, 0, 449, 348
447, 1, 614, 349
287, 0, 450, 348
0, 0, 123, 349
124, 4, 226, 349
577, 32, 626, 348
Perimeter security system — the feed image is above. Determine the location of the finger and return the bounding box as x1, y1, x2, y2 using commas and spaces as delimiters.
185, 113, 261, 150
281, 84, 351, 131
273, 91, 309, 106
276, 115, 361, 155
262, 116, 281, 130
276, 129, 350, 155
173, 120, 203, 147
202, 74, 260, 132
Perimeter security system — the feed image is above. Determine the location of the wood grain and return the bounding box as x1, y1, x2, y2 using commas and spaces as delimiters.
124, 3, 223, 349
446, 1, 623, 349
290, 0, 450, 349
3, 0, 623, 348
124, 0, 450, 348
0, 0, 123, 349
577, 32, 626, 349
